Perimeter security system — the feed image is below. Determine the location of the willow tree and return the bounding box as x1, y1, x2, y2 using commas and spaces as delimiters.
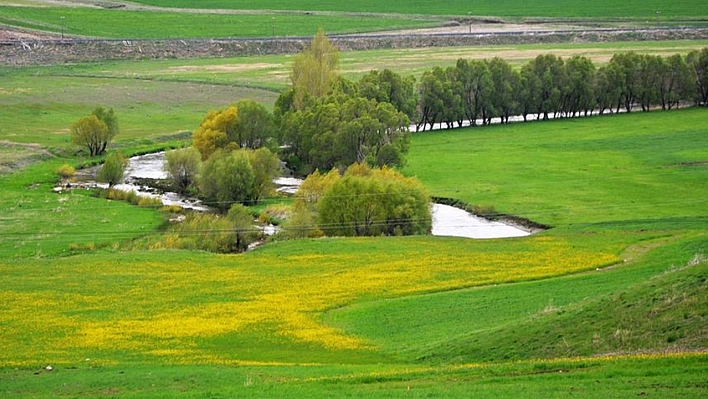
70, 107, 118, 156
291, 28, 339, 109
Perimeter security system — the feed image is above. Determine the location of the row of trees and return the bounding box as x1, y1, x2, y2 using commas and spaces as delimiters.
416, 49, 708, 130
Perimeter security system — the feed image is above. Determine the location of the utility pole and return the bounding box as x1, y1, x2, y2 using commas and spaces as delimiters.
61, 16, 65, 40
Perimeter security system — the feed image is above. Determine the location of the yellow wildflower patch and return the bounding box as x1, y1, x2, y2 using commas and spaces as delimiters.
0, 236, 620, 366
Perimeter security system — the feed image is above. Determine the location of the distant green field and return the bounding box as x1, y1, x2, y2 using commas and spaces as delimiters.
131, 0, 707, 18
0, 6, 438, 39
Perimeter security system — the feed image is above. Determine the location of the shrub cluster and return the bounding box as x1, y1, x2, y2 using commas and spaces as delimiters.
284, 164, 431, 238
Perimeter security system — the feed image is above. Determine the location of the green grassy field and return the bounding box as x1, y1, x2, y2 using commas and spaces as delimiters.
131, 0, 707, 19
0, 6, 439, 39
1, 42, 707, 396
2, 108, 707, 396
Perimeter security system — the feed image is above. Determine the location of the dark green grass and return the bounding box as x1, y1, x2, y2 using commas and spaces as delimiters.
0, 159, 165, 259
326, 234, 708, 362
404, 108, 708, 227
0, 6, 438, 39
131, 0, 707, 19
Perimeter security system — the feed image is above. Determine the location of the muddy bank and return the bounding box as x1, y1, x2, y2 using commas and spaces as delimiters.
3, 27, 708, 66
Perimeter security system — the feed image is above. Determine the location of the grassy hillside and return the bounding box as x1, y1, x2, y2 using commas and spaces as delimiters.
131, 0, 707, 19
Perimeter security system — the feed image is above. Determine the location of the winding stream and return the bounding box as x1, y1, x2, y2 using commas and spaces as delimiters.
72, 152, 531, 239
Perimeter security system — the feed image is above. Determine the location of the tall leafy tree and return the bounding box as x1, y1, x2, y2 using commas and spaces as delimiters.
97, 151, 126, 188
487, 57, 520, 124
248, 147, 280, 202
70, 107, 118, 156
226, 204, 259, 253
455, 59, 493, 126
164, 147, 201, 194
519, 62, 541, 121
686, 48, 708, 106
358, 69, 418, 120
636, 54, 663, 112
528, 54, 565, 120
659, 54, 693, 110
192, 106, 237, 160
291, 28, 339, 109
594, 63, 624, 115
562, 56, 596, 117
610, 52, 642, 112
232, 99, 274, 150
199, 149, 255, 211
417, 67, 456, 130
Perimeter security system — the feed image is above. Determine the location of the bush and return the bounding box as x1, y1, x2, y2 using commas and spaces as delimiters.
97, 151, 126, 188
287, 163, 431, 238
150, 210, 261, 253
164, 147, 201, 194
56, 164, 76, 182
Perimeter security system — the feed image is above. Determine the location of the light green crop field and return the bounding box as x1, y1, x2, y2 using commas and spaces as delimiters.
1, 43, 707, 397
131, 0, 707, 19
0, 5, 440, 39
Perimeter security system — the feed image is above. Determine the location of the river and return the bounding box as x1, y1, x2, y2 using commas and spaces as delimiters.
71, 152, 531, 239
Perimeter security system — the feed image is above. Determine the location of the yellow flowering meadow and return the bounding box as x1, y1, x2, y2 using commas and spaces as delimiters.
0, 235, 620, 367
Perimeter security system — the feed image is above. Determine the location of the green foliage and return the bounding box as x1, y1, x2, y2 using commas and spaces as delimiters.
69, 114, 109, 156
69, 107, 118, 156
358, 69, 418, 120
280, 94, 410, 171
192, 102, 275, 160
199, 149, 255, 211
248, 147, 281, 202
92, 106, 119, 139
416, 49, 705, 129
227, 203, 260, 252
198, 147, 279, 210
314, 164, 431, 237
686, 48, 708, 105
164, 147, 201, 194
291, 28, 339, 109
97, 151, 126, 188
55, 163, 75, 182
232, 99, 275, 150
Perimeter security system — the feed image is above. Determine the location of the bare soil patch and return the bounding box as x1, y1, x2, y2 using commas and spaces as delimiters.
0, 140, 53, 175
0, 27, 58, 40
